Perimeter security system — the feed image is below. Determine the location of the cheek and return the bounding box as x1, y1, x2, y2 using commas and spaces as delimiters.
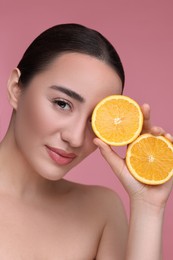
14, 96, 56, 146
84, 128, 97, 155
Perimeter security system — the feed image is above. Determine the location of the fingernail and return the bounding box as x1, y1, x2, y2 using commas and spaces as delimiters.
165, 133, 173, 141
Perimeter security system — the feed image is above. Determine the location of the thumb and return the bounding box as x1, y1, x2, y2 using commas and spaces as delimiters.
93, 138, 125, 178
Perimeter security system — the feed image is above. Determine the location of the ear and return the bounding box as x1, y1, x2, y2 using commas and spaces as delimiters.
7, 68, 22, 110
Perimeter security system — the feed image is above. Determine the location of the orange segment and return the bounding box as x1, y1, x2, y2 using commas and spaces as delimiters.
91, 95, 143, 146
126, 134, 173, 185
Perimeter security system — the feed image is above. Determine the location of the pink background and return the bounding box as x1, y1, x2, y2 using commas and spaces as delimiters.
0, 0, 173, 258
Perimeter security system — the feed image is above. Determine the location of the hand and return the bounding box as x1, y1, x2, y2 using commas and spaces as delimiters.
93, 104, 173, 209
141, 104, 173, 141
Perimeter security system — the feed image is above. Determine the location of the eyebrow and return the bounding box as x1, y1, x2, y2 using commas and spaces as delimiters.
50, 85, 85, 103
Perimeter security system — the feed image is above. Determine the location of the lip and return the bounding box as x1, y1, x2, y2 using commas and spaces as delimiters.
46, 145, 77, 166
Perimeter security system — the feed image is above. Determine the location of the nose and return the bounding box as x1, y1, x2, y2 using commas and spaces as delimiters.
61, 117, 87, 147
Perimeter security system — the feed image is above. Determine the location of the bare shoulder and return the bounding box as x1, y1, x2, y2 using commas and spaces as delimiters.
56, 180, 128, 258
65, 180, 127, 220
69, 181, 128, 258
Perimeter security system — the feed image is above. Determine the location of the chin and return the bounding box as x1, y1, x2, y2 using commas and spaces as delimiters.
37, 166, 69, 181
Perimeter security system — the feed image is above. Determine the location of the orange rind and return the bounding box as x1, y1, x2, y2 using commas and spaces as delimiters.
126, 134, 173, 185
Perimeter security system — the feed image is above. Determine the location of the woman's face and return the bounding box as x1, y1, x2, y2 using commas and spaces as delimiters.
14, 53, 122, 180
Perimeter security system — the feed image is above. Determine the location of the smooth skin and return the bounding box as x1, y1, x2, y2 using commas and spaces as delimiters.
0, 53, 172, 259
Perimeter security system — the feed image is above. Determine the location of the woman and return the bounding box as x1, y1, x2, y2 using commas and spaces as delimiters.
0, 23, 172, 259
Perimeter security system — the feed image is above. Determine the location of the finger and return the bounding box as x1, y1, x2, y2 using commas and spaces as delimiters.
140, 103, 152, 132
93, 138, 125, 177
148, 127, 173, 143
165, 133, 173, 143
150, 126, 166, 136
93, 138, 140, 190
141, 103, 150, 120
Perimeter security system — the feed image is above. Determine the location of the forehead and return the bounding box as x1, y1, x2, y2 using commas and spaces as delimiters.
50, 52, 121, 92
28, 52, 122, 104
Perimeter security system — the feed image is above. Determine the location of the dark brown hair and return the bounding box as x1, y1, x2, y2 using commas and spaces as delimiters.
17, 23, 125, 90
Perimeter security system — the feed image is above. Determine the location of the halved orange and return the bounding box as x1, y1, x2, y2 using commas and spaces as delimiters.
126, 134, 173, 185
91, 95, 143, 146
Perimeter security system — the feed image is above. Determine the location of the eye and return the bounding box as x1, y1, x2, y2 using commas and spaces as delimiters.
53, 99, 72, 111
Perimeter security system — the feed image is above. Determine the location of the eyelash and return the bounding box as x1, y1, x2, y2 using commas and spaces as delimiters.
52, 98, 92, 125
52, 98, 72, 111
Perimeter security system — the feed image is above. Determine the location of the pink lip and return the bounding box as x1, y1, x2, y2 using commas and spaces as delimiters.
46, 145, 76, 166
